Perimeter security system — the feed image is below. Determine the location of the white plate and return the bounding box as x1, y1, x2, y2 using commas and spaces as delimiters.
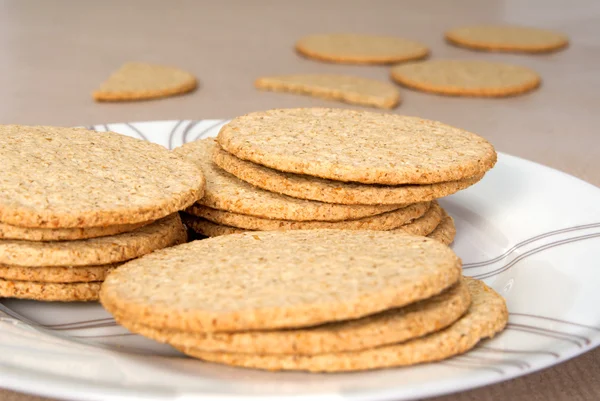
1, 120, 599, 401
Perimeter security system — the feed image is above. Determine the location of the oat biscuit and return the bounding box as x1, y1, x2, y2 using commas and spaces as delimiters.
114, 278, 470, 355
214, 145, 484, 204
0, 263, 118, 283
445, 25, 568, 53
0, 214, 186, 267
177, 278, 507, 372
391, 60, 541, 97
0, 125, 204, 228
174, 138, 400, 220
295, 34, 429, 64
427, 211, 456, 245
182, 202, 443, 238
93, 62, 198, 101
0, 278, 101, 302
100, 230, 462, 332
255, 74, 400, 109
191, 202, 429, 231
0, 220, 150, 241
217, 109, 497, 185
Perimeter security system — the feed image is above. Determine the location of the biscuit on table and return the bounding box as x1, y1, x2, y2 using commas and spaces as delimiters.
295, 34, 429, 64
391, 59, 541, 97
445, 25, 568, 53
255, 74, 400, 109
93, 62, 198, 101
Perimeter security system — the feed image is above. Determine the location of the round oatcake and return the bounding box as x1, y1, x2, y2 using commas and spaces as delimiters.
174, 138, 401, 221
295, 34, 429, 64
445, 25, 568, 53
0, 263, 119, 283
113, 278, 470, 355
391, 60, 541, 97
0, 278, 101, 302
182, 201, 444, 238
176, 278, 508, 372
0, 220, 151, 242
0, 125, 204, 228
188, 202, 429, 231
213, 145, 484, 205
216, 108, 497, 185
100, 230, 462, 333
0, 214, 186, 267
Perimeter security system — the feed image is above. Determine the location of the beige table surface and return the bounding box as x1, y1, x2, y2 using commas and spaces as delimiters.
0, 0, 599, 400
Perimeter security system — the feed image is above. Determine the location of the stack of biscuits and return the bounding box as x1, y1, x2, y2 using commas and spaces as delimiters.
176, 108, 497, 244
0, 125, 205, 302
101, 230, 508, 372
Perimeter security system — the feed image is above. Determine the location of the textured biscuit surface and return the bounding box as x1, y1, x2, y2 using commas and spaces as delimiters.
93, 62, 198, 101
0, 278, 101, 302
182, 202, 443, 238
217, 108, 497, 185
0, 263, 118, 283
391, 60, 541, 97
191, 202, 429, 231
445, 25, 568, 53
175, 138, 399, 220
177, 278, 508, 372
295, 34, 429, 64
0, 220, 150, 241
115, 278, 470, 355
255, 74, 400, 109
0, 214, 185, 267
100, 230, 462, 332
214, 146, 484, 204
0, 125, 204, 228
427, 211, 456, 245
